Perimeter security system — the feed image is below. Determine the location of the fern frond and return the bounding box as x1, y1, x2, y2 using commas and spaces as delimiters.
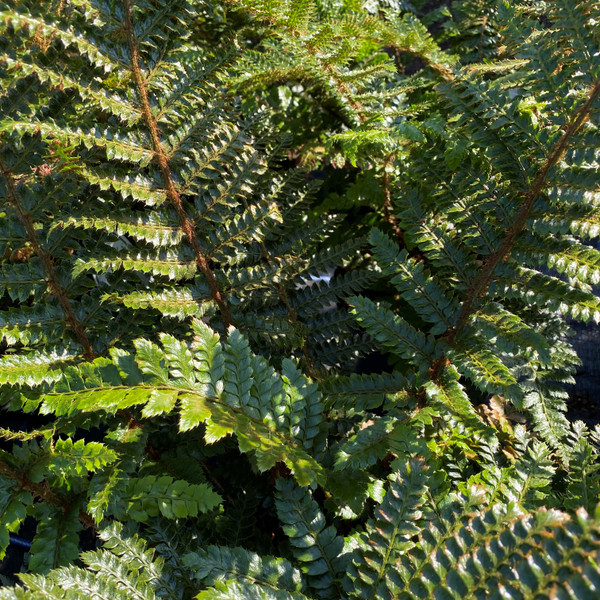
398, 503, 600, 599
36, 320, 325, 486
370, 229, 460, 335
47, 438, 118, 479
321, 371, 408, 413
275, 479, 347, 599
107, 475, 221, 522
350, 295, 443, 372
105, 286, 211, 319
58, 213, 183, 248
563, 422, 600, 513
0, 348, 80, 386
0, 120, 155, 166
333, 417, 424, 471
522, 388, 570, 459
466, 303, 551, 363
0, 304, 66, 346
468, 430, 555, 510
0, 477, 32, 561
491, 264, 600, 323
0, 57, 142, 125
8, 522, 178, 600
183, 546, 303, 593
344, 458, 429, 600
449, 332, 524, 405
1, 0, 600, 596
0, 9, 125, 73
28, 503, 81, 574
423, 364, 491, 437
196, 580, 310, 600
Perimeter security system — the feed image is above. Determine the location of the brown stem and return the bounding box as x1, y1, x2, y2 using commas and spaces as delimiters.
0, 459, 96, 530
0, 157, 95, 360
444, 80, 600, 349
122, 0, 232, 329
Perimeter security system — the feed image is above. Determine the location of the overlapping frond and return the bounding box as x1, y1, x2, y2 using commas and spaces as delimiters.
275, 479, 347, 598
0, 523, 182, 600
351, 0, 600, 454
1, 0, 600, 598
33, 319, 325, 487
0, 0, 375, 378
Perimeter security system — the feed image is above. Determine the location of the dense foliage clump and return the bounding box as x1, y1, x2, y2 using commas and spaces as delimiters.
0, 0, 599, 597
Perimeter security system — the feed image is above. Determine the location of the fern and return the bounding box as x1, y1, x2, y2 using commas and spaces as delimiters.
275, 479, 347, 599
350, 0, 600, 456
184, 546, 303, 593
3, 459, 600, 599
1, 0, 600, 598
345, 458, 429, 599
32, 319, 326, 487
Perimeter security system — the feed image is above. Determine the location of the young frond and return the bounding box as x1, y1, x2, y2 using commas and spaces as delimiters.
34, 320, 325, 487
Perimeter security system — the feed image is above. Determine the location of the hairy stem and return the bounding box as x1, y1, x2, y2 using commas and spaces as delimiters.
122, 0, 232, 329
444, 80, 600, 347
0, 157, 95, 361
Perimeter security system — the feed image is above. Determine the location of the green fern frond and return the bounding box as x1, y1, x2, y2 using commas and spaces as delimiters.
35, 320, 325, 486
448, 332, 524, 405
28, 504, 81, 574
423, 364, 492, 437
183, 546, 303, 594
563, 422, 600, 513
47, 438, 118, 480
398, 503, 600, 599
344, 458, 429, 600
3, 522, 180, 600
369, 229, 460, 335
196, 581, 310, 600
275, 478, 347, 599
0, 477, 32, 561
1, 0, 600, 597
0, 348, 80, 386
321, 371, 409, 413
522, 388, 571, 459
350, 295, 443, 372
468, 430, 555, 510
106, 475, 221, 522
466, 303, 551, 363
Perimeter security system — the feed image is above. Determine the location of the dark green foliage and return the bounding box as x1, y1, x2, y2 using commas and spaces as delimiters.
1, 0, 600, 598
183, 545, 303, 593
345, 458, 429, 599
275, 479, 347, 598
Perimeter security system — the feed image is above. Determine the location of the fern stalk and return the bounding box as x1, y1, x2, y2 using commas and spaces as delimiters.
445, 79, 600, 348
0, 157, 95, 360
122, 0, 232, 329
